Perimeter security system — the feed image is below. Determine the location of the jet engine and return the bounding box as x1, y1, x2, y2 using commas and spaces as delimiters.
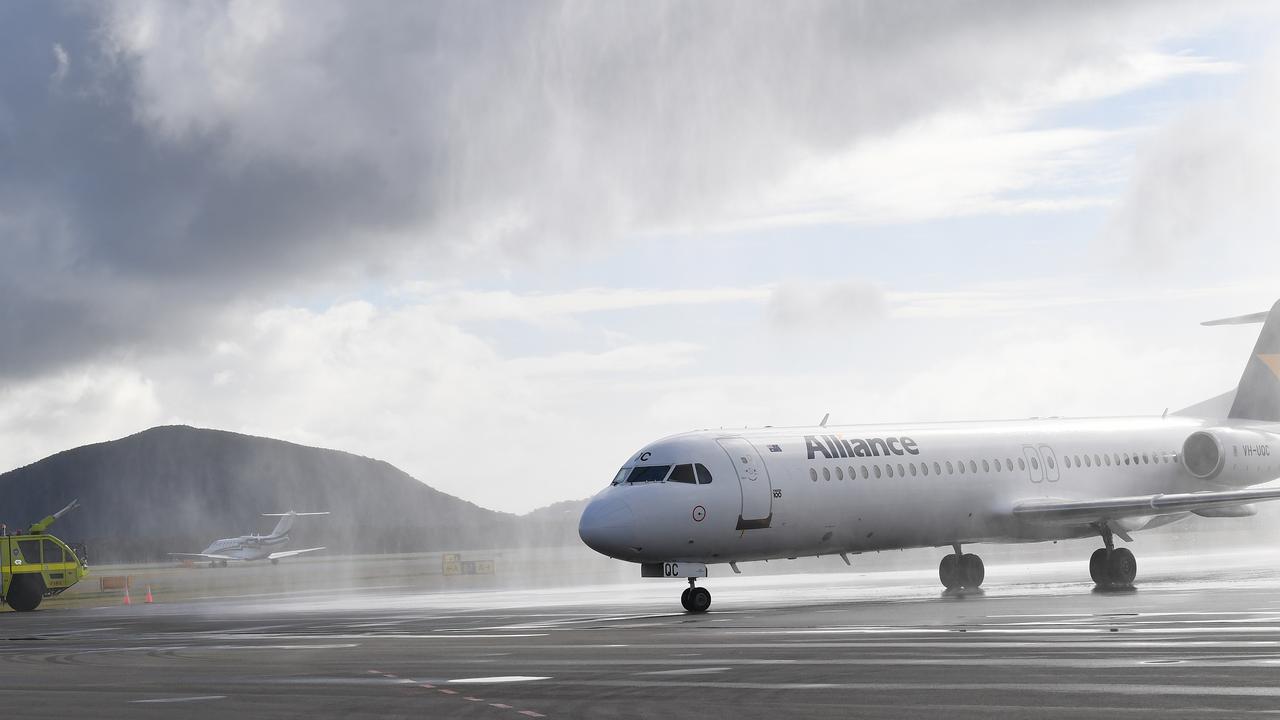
1182, 428, 1278, 482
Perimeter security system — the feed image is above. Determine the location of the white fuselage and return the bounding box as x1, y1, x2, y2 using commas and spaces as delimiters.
578, 415, 1280, 565
201, 533, 290, 561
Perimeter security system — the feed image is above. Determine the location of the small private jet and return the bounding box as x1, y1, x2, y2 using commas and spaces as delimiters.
171, 510, 329, 567
580, 300, 1280, 612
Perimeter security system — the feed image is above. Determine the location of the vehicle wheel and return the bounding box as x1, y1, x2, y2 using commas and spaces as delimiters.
6, 575, 44, 612
960, 554, 985, 588
939, 554, 962, 589
1107, 547, 1137, 586
1089, 548, 1109, 585
680, 588, 692, 611
688, 587, 711, 613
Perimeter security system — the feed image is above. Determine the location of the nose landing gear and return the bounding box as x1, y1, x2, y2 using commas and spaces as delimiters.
939, 543, 985, 590
1089, 524, 1137, 588
680, 578, 711, 613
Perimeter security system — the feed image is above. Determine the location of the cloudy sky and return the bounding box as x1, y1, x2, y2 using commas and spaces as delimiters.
4, 1, 1280, 512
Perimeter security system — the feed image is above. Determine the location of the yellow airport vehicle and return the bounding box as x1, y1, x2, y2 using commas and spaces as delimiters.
2, 500, 89, 612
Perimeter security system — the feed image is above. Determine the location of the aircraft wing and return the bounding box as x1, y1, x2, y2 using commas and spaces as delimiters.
168, 552, 239, 561
266, 547, 325, 561
1013, 486, 1280, 524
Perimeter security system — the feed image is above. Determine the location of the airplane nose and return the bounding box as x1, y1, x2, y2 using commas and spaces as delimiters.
578, 496, 636, 558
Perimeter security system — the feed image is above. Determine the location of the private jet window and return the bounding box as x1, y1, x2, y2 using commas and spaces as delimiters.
933, 462, 942, 475
946, 461, 955, 474
874, 465, 882, 479
612, 468, 632, 485
696, 464, 714, 484
810, 468, 818, 482
861, 466, 870, 479
669, 464, 697, 484
627, 465, 671, 483
823, 467, 831, 481
982, 460, 991, 472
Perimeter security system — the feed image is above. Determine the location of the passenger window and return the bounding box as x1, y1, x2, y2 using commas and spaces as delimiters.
1123, 454, 1130, 466
982, 460, 990, 472
840, 466, 848, 480
17, 539, 41, 563
810, 468, 818, 482
669, 464, 697, 484
823, 467, 831, 481
1074, 454, 1082, 467
1084, 455, 1092, 467
861, 466, 869, 480
873, 465, 882, 479
993, 458, 1001, 472
909, 463, 918, 477
695, 463, 714, 484
921, 463, 929, 476
946, 461, 954, 474
1017, 458, 1026, 471
1006, 459, 1014, 471
886, 464, 894, 478
627, 465, 672, 483
898, 463, 905, 477
1113, 453, 1120, 466
1094, 454, 1101, 466
1046, 456, 1055, 470
1063, 456, 1071, 469
933, 462, 942, 475
957, 461, 965, 475
43, 540, 64, 564
968, 460, 978, 473
1142, 454, 1150, 464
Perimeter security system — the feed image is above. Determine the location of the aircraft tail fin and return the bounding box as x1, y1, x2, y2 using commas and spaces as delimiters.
262, 511, 329, 538
1205, 299, 1280, 422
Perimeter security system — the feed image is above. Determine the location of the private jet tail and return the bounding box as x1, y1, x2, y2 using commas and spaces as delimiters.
262, 511, 330, 538
1198, 299, 1280, 422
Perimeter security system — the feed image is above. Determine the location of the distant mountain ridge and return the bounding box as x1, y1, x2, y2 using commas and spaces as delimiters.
0, 425, 586, 562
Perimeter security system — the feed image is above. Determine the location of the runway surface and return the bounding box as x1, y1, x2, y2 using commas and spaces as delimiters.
5, 549, 1280, 719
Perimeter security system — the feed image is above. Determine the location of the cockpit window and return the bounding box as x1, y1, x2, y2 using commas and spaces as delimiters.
668, 464, 696, 484
611, 467, 631, 485
695, 463, 713, 484
626, 465, 671, 484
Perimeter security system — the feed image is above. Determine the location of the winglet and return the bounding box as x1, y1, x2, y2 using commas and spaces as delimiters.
819, 413, 829, 427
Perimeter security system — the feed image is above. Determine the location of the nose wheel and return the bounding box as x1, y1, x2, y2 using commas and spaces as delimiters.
680, 579, 711, 613
939, 544, 984, 590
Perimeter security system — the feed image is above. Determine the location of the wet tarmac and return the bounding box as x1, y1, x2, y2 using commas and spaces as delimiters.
5, 549, 1280, 719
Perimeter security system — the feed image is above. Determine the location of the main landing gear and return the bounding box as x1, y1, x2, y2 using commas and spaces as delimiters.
1090, 524, 1137, 588
939, 543, 985, 590
680, 578, 711, 613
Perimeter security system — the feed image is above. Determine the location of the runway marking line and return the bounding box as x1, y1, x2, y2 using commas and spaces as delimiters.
438, 688, 459, 695
465, 697, 485, 702
490, 703, 513, 709
519, 712, 546, 718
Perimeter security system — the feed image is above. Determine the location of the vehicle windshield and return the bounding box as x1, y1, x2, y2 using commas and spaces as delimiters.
625, 465, 671, 484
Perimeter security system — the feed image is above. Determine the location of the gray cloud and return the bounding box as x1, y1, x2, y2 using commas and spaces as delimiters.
0, 0, 1255, 378
768, 279, 886, 330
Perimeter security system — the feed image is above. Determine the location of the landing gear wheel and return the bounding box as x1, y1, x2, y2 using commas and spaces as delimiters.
688, 587, 711, 613
1106, 547, 1137, 586
960, 554, 985, 588
680, 588, 692, 611
5, 575, 44, 612
1089, 548, 1109, 585
939, 554, 962, 590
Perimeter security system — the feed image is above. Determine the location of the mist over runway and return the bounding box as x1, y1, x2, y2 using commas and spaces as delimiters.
7, 549, 1280, 719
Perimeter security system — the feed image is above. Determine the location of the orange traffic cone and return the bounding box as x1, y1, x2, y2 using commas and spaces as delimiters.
122, 586, 132, 606
144, 585, 154, 604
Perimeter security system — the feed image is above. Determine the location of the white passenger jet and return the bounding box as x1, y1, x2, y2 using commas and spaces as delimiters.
579, 301, 1280, 612
170, 511, 329, 567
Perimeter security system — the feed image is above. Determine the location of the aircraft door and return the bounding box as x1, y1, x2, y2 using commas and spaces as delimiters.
1037, 445, 1060, 483
717, 438, 773, 530
1022, 445, 1044, 483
